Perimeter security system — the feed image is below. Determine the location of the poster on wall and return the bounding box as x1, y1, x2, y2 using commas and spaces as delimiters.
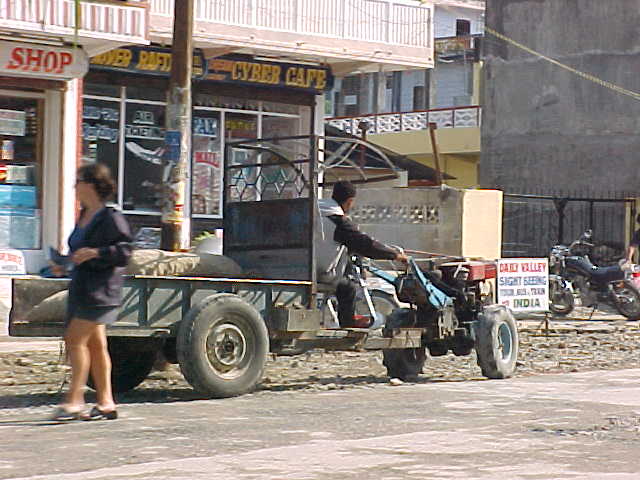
0, 109, 26, 136
497, 258, 549, 312
192, 113, 221, 216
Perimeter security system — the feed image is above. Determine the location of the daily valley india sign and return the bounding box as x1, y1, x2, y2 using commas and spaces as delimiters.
90, 47, 333, 94
497, 258, 549, 313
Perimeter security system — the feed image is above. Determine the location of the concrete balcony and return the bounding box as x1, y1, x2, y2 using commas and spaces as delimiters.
150, 0, 433, 72
0, 0, 149, 55
327, 106, 482, 188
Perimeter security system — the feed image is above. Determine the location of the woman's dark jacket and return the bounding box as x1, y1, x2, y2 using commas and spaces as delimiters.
68, 207, 133, 307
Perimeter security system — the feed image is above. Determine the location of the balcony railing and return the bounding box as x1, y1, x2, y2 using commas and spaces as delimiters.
150, 0, 433, 68
326, 106, 482, 136
0, 0, 148, 45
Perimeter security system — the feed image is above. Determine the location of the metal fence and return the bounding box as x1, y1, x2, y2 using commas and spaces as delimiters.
502, 193, 636, 264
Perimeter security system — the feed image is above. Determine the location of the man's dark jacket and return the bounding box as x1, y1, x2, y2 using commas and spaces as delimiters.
328, 214, 397, 260
68, 207, 133, 307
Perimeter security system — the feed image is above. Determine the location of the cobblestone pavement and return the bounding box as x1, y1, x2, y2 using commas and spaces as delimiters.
1, 314, 639, 417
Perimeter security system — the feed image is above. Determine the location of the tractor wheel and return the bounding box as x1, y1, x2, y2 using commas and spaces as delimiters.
382, 308, 426, 381
474, 305, 519, 379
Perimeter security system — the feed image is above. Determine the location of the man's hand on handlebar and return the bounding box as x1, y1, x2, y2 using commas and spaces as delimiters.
394, 253, 409, 264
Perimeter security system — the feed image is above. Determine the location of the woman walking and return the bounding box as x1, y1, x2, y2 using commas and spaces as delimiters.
52, 164, 132, 421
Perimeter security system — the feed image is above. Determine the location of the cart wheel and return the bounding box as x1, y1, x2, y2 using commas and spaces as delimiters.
474, 305, 519, 379
88, 337, 159, 393
382, 308, 426, 381
177, 293, 269, 398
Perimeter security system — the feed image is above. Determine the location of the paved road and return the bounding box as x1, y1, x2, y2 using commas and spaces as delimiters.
2, 369, 640, 480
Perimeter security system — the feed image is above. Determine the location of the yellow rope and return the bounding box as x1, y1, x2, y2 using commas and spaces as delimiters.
484, 25, 640, 102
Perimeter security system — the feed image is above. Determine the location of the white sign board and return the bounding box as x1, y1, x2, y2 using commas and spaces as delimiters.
0, 249, 26, 275
497, 258, 549, 312
0, 41, 88, 80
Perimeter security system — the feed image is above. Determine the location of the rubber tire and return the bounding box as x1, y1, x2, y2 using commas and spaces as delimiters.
382, 308, 426, 381
474, 305, 519, 379
88, 337, 158, 393
611, 280, 640, 320
177, 293, 269, 398
549, 277, 574, 316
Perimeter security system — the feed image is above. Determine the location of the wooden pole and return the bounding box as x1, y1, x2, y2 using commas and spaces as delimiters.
161, 0, 194, 251
428, 122, 443, 186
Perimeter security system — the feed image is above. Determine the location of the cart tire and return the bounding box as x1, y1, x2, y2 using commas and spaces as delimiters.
474, 305, 519, 379
382, 308, 426, 381
177, 293, 269, 398
88, 337, 158, 393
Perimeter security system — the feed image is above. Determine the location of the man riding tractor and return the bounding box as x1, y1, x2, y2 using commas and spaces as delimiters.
316, 181, 408, 327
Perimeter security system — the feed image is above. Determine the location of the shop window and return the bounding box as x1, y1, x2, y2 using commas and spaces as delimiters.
84, 83, 121, 98
0, 97, 41, 249
122, 102, 166, 212
194, 94, 259, 111
126, 85, 166, 102
456, 19, 471, 36
226, 113, 258, 202
192, 110, 222, 216
262, 101, 299, 115
82, 98, 120, 180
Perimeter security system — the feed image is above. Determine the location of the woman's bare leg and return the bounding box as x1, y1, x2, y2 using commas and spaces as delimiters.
88, 325, 116, 411
63, 318, 97, 409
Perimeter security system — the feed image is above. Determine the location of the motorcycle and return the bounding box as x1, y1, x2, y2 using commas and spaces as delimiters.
548, 229, 640, 319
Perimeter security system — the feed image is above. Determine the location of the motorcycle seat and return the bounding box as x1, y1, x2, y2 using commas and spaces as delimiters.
590, 265, 624, 283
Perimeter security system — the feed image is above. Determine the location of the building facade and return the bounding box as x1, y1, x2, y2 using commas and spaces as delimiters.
0, 0, 434, 273
0, 0, 149, 273
326, 0, 484, 189
480, 0, 640, 257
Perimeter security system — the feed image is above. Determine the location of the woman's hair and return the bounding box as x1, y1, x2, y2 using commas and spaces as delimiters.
77, 163, 116, 201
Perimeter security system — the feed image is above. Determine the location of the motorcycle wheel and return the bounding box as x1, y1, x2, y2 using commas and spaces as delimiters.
548, 277, 574, 316
611, 280, 640, 320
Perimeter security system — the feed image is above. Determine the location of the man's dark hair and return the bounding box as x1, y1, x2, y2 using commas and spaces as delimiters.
77, 163, 116, 201
332, 181, 356, 205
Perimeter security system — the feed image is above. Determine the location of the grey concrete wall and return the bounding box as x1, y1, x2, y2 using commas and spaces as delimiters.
352, 187, 464, 256
480, 0, 640, 197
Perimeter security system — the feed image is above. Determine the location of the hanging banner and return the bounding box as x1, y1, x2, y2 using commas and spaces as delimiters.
0, 41, 88, 80
497, 258, 549, 312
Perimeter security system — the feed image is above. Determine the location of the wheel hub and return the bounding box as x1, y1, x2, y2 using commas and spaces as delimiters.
497, 323, 513, 361
206, 322, 247, 377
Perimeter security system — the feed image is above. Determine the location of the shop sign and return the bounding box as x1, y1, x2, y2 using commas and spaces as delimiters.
0, 110, 26, 137
0, 41, 88, 80
0, 249, 26, 275
208, 56, 334, 93
497, 258, 549, 312
90, 46, 207, 79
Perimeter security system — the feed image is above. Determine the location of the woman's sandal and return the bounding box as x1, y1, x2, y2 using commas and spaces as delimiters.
86, 406, 118, 421
50, 406, 89, 421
